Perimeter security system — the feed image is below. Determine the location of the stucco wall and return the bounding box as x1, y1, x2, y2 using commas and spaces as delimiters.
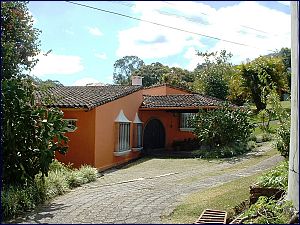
142, 85, 188, 96
56, 109, 96, 168
94, 90, 143, 170
139, 110, 196, 149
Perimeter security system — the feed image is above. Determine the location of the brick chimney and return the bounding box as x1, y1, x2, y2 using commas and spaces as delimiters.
131, 76, 143, 86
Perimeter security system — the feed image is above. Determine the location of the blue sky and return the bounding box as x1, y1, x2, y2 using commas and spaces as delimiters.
28, 1, 291, 86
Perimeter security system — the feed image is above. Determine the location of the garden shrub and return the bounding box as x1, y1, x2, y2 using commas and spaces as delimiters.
77, 165, 98, 183
194, 142, 254, 159
248, 133, 257, 142
267, 91, 290, 158
242, 196, 293, 224
45, 171, 69, 199
1, 160, 98, 221
247, 141, 257, 150
256, 160, 289, 190
1, 181, 46, 220
193, 103, 254, 148
261, 132, 273, 142
2, 2, 70, 186
274, 123, 290, 158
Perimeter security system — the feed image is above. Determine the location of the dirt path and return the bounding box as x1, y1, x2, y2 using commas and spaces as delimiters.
8, 142, 283, 224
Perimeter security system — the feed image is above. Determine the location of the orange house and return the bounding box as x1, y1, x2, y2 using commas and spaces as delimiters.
43, 79, 224, 171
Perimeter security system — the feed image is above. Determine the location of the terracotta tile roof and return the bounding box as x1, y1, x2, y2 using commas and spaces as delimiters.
140, 94, 225, 109
36, 85, 143, 110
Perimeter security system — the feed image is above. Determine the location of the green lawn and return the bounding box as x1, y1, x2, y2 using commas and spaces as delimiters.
253, 122, 280, 136
163, 163, 282, 224
250, 101, 290, 111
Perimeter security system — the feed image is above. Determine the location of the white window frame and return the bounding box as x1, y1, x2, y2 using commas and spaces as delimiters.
132, 113, 143, 152
114, 110, 131, 156
63, 119, 78, 132
180, 113, 196, 131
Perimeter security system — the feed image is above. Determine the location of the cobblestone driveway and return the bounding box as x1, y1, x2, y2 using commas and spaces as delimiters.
11, 143, 283, 224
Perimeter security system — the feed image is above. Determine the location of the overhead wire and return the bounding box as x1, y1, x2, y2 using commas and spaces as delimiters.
113, 1, 278, 37
65, 1, 276, 53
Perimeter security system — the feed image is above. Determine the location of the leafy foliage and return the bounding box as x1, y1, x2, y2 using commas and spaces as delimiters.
239, 56, 288, 111
267, 91, 290, 158
257, 109, 276, 133
268, 47, 291, 91
132, 62, 169, 87
31, 76, 64, 88
257, 160, 288, 190
132, 62, 195, 89
1, 1, 69, 185
193, 50, 233, 100
113, 56, 144, 85
161, 67, 195, 90
1, 1, 41, 79
193, 103, 254, 148
226, 67, 250, 106
242, 196, 292, 224
193, 142, 255, 159
1, 160, 98, 221
2, 78, 69, 184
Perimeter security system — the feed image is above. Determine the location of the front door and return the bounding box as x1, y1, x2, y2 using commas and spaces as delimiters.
143, 118, 165, 150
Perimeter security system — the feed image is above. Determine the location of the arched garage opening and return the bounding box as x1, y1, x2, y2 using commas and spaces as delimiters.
143, 118, 165, 150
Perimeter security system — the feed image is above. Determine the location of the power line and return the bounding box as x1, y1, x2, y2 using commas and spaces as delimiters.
161, 1, 279, 37
65, 1, 275, 52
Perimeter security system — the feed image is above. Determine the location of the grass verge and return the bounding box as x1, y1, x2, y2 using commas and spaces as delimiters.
163, 162, 282, 224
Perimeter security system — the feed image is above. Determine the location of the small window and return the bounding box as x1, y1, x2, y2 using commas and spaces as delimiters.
132, 113, 143, 151
63, 119, 77, 132
136, 124, 143, 148
115, 110, 131, 156
180, 113, 196, 131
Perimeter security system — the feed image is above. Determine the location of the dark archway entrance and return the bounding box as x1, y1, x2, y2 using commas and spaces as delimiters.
143, 118, 165, 150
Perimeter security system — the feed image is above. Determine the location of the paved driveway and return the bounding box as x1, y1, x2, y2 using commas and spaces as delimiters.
11, 143, 283, 224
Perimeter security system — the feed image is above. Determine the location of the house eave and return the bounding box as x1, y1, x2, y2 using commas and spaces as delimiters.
139, 106, 220, 111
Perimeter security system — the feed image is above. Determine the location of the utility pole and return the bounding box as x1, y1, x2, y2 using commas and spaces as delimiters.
287, 1, 299, 211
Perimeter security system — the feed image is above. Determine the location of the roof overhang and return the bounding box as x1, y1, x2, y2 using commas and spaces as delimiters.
139, 106, 220, 111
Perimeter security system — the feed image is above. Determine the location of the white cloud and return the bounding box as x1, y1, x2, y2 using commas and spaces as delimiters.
73, 77, 102, 86
88, 27, 103, 36
30, 52, 84, 77
184, 47, 203, 71
117, 1, 291, 64
277, 1, 290, 6
94, 53, 107, 60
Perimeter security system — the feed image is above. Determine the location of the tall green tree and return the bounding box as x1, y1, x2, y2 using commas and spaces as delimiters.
240, 56, 288, 111
113, 56, 144, 85
226, 66, 250, 106
275, 48, 291, 92
133, 62, 195, 89
1, 1, 69, 185
31, 76, 64, 88
193, 50, 233, 100
132, 62, 168, 87
161, 67, 194, 90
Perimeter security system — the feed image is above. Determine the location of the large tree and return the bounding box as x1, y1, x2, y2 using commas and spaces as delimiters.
240, 55, 288, 111
161, 67, 194, 90
133, 62, 194, 89
113, 56, 144, 85
1, 1, 69, 185
193, 50, 233, 100
132, 62, 168, 87
1, 1, 40, 79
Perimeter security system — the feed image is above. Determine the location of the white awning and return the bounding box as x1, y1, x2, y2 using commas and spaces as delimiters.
133, 112, 143, 124
115, 110, 130, 123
